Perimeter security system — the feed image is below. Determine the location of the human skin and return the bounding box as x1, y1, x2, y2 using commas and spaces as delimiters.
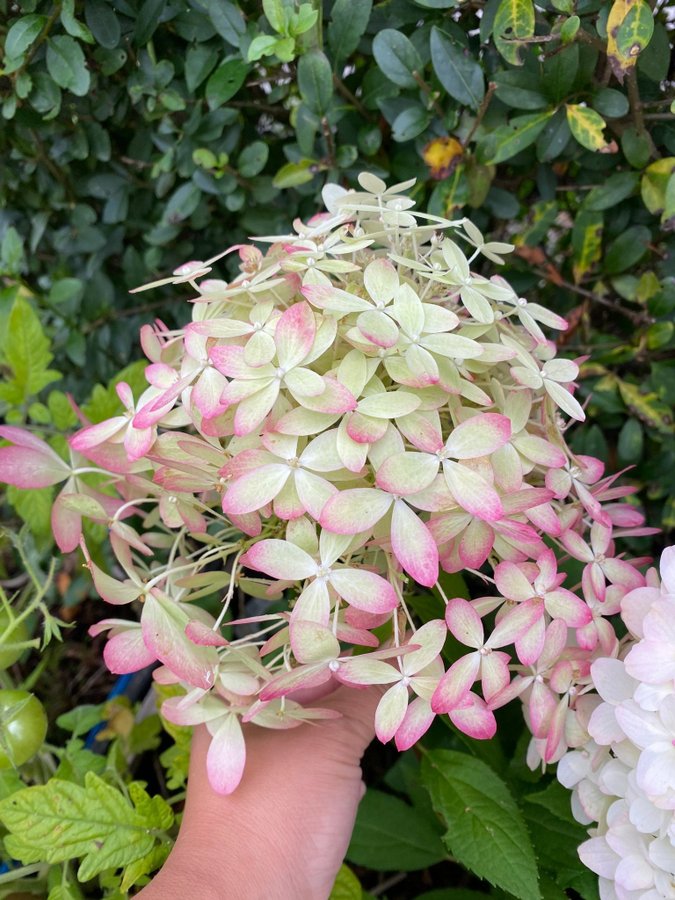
136, 684, 381, 900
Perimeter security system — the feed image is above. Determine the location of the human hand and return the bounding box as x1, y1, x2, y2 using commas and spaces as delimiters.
136, 682, 381, 900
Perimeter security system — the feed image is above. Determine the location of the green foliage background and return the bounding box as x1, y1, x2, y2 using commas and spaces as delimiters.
1, 0, 673, 538
0, 0, 673, 895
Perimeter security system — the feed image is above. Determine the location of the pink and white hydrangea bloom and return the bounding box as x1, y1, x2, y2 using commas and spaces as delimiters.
0, 173, 652, 795
557, 547, 675, 900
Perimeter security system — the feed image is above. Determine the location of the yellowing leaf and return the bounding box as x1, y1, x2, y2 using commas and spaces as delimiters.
329, 864, 363, 900
493, 0, 535, 65
641, 157, 675, 214
572, 210, 603, 283
618, 381, 674, 435
606, 0, 653, 82
566, 104, 612, 152
423, 136, 464, 179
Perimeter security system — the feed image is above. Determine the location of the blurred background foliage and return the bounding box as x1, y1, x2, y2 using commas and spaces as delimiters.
1, 0, 673, 542
0, 0, 673, 895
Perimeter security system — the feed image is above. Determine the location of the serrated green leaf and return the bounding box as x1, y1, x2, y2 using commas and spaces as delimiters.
421, 750, 540, 900
3, 296, 61, 403
347, 789, 446, 871
566, 104, 610, 151
0, 771, 173, 882
430, 27, 484, 110
493, 0, 535, 65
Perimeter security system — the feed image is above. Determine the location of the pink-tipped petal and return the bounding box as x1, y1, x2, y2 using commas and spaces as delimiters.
290, 620, 340, 664
494, 561, 536, 602
70, 416, 126, 451
375, 682, 409, 743
328, 569, 398, 613
444, 414, 512, 460
431, 653, 480, 712
448, 693, 497, 740
444, 597, 483, 648
0, 446, 70, 488
222, 465, 291, 515
104, 629, 157, 674
241, 539, 318, 581
391, 500, 439, 588
375, 452, 438, 496
207, 715, 246, 795
443, 461, 503, 522
395, 697, 435, 751
185, 621, 229, 647
319, 488, 392, 535
275, 301, 316, 370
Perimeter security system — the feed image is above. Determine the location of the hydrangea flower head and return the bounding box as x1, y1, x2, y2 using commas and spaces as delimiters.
0, 174, 652, 794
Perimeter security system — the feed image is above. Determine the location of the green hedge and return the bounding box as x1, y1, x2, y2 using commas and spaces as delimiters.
1, 0, 673, 533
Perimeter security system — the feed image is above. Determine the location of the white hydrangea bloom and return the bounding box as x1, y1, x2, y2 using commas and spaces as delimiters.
558, 548, 675, 899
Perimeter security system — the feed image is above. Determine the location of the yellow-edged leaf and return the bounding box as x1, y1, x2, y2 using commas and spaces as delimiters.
493, 0, 535, 65
606, 0, 652, 82
572, 210, 603, 283
641, 157, 675, 214
566, 104, 611, 152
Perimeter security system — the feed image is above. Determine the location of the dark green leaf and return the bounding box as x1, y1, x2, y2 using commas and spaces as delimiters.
603, 224, 651, 274
483, 110, 555, 164
392, 105, 431, 141
591, 87, 629, 118
347, 789, 446, 871
584, 172, 639, 211
541, 44, 578, 103
297, 50, 333, 115
237, 141, 269, 178
422, 750, 540, 900
536, 107, 571, 162
84, 0, 120, 49
372, 29, 422, 89
621, 126, 652, 169
205, 59, 249, 110
209, 1, 246, 45
163, 182, 201, 224
430, 27, 484, 110
328, 0, 372, 63
493, 69, 548, 110
618, 417, 644, 462
184, 44, 218, 93
46, 36, 90, 96
5, 15, 46, 59
133, 0, 166, 46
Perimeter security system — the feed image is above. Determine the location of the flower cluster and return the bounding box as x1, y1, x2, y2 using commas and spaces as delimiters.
0, 174, 654, 794
557, 548, 675, 899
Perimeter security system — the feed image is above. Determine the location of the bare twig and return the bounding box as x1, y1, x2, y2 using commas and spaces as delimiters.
333, 73, 374, 120
463, 82, 496, 147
